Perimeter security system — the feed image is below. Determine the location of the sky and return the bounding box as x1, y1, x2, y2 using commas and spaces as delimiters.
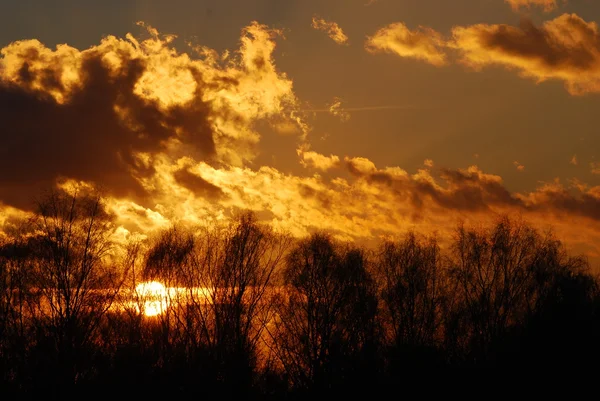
1, 0, 600, 265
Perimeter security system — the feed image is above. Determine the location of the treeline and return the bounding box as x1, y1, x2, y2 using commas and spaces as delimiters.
1, 188, 600, 398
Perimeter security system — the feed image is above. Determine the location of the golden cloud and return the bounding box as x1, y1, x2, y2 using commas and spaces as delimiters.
2, 22, 600, 267
514, 161, 525, 171
298, 149, 341, 171
96, 153, 600, 264
366, 22, 448, 66
0, 21, 303, 208
328, 97, 351, 122
505, 0, 558, 12
571, 155, 578, 165
450, 14, 600, 95
311, 16, 349, 45
0, 205, 32, 241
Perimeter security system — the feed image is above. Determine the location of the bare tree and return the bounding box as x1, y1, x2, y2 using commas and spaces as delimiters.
375, 232, 445, 364
201, 212, 290, 393
445, 216, 569, 363
0, 230, 34, 389
271, 233, 378, 392
138, 212, 290, 395
27, 187, 123, 388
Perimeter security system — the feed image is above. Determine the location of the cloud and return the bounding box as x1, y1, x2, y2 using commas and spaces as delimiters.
311, 16, 349, 45
571, 155, 578, 165
328, 97, 351, 122
516, 178, 600, 221
591, 162, 600, 174
173, 167, 226, 200
298, 149, 341, 171
450, 14, 600, 95
505, 0, 558, 12
366, 22, 448, 66
514, 161, 525, 171
0, 21, 301, 209
345, 156, 381, 176
105, 154, 600, 260
4, 145, 600, 265
2, 22, 600, 265
344, 159, 520, 213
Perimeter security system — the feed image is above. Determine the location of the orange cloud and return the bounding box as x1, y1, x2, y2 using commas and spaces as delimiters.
311, 16, 349, 45
328, 97, 351, 122
505, 0, 558, 12
591, 162, 600, 174
2, 22, 600, 268
0, 205, 32, 241
514, 161, 525, 171
0, 21, 302, 209
451, 14, 600, 95
102, 154, 600, 261
366, 22, 448, 66
298, 149, 341, 171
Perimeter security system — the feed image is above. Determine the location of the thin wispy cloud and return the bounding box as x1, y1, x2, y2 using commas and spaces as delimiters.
311, 16, 349, 45
328, 97, 351, 122
571, 155, 578, 165
366, 22, 448, 66
303, 104, 417, 113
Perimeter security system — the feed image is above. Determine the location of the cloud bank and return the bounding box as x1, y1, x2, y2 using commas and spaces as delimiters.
1, 21, 600, 264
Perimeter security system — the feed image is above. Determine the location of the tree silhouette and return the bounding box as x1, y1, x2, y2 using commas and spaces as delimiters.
271, 233, 378, 394
2, 187, 128, 396
200, 212, 290, 396
376, 231, 446, 369
444, 216, 599, 365
1, 192, 600, 397
0, 228, 34, 395
131, 212, 291, 397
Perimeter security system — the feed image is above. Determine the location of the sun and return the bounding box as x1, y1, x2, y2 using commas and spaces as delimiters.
135, 281, 169, 317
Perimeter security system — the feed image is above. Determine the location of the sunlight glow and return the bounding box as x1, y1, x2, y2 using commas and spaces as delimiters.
135, 281, 168, 317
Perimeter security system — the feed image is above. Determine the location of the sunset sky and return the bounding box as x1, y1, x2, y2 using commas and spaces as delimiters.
1, 0, 600, 264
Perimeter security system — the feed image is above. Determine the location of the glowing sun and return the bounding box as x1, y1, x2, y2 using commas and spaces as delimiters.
135, 281, 168, 317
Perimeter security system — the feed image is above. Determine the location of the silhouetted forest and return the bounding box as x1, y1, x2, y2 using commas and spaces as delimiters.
1, 188, 599, 398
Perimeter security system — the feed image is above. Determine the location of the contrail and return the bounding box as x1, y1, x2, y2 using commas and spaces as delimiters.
301, 105, 416, 113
